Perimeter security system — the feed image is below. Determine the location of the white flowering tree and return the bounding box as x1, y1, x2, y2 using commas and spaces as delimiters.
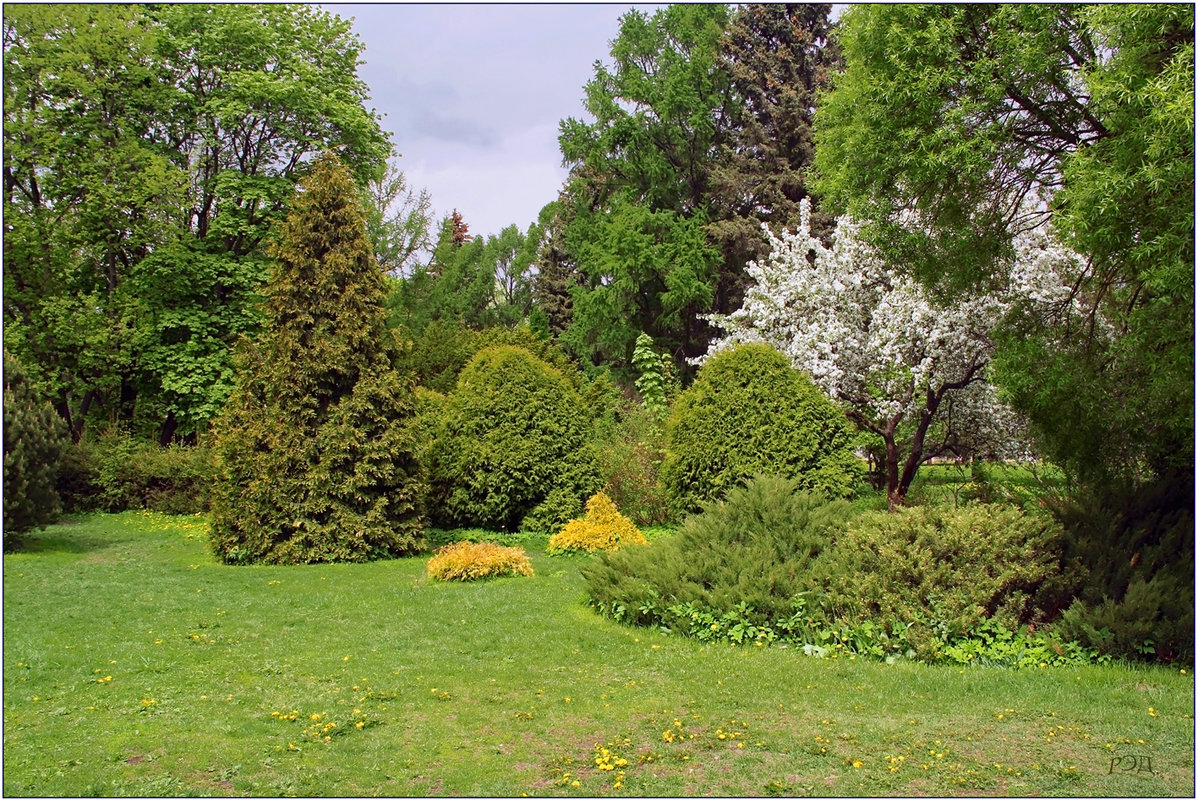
706, 199, 1083, 509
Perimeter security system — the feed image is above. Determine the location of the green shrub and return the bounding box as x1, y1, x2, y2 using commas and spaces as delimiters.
425, 345, 601, 532
401, 320, 583, 396
582, 475, 852, 639
813, 503, 1064, 661
82, 430, 213, 514
426, 541, 534, 582
210, 154, 425, 565
592, 400, 674, 527
56, 437, 101, 513
662, 344, 862, 514
547, 492, 648, 554
3, 350, 68, 539
1045, 473, 1194, 662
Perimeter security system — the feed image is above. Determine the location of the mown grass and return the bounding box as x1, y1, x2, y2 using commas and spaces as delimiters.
4, 510, 1193, 797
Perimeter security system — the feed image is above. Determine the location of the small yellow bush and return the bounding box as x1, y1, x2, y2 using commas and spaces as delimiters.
547, 492, 648, 554
426, 541, 534, 582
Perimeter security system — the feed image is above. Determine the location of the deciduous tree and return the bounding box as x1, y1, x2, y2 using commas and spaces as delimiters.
813, 4, 1194, 487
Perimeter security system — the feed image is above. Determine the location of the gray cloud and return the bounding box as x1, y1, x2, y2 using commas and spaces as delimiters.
325, 2, 662, 236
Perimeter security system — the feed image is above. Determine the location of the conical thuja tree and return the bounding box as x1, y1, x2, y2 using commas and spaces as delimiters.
210, 152, 425, 564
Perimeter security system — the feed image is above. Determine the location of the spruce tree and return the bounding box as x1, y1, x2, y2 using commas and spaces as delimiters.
209, 153, 425, 564
709, 3, 840, 267
3, 350, 69, 542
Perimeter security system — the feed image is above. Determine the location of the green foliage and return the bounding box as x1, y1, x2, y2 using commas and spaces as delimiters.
209, 154, 424, 565
557, 5, 732, 373
591, 400, 675, 527
425, 345, 601, 533
709, 4, 841, 272
73, 431, 214, 515
363, 156, 433, 276
388, 215, 542, 334
814, 4, 1194, 489
2, 4, 389, 442
662, 344, 862, 514
397, 321, 579, 397
582, 474, 852, 639
3, 350, 68, 539
938, 617, 1111, 669
1044, 474, 1194, 663
813, 504, 1065, 660
631, 333, 675, 420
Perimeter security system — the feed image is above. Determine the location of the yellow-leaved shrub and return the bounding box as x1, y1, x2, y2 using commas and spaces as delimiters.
426, 541, 534, 582
547, 492, 648, 554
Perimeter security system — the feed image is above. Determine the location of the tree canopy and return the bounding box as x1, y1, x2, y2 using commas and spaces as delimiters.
813, 3, 1194, 488
3, 4, 390, 442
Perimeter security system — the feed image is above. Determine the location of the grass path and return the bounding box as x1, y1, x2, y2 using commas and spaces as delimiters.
4, 511, 1193, 796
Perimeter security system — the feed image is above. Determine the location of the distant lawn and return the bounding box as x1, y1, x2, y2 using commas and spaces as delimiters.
4, 511, 1192, 797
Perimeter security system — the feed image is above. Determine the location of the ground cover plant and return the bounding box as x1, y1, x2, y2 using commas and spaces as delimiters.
4, 512, 1193, 797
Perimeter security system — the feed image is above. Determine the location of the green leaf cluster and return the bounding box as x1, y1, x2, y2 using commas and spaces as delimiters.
209, 154, 424, 565
425, 345, 601, 533
662, 344, 862, 514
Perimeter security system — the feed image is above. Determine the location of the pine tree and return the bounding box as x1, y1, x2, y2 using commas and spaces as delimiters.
209, 153, 425, 564
3, 350, 69, 542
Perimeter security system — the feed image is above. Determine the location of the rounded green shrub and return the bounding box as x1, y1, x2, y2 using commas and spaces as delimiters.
662, 344, 862, 513
425, 345, 601, 532
3, 350, 68, 539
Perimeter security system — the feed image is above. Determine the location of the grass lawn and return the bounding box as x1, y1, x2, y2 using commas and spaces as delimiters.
4, 511, 1193, 797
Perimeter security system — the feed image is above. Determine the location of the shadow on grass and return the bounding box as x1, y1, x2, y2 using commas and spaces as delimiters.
4, 517, 135, 556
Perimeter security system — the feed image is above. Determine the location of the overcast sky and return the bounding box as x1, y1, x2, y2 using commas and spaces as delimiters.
327, 3, 658, 240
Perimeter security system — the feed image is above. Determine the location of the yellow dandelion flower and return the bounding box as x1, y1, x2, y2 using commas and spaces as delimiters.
852, 760, 863, 768
1148, 707, 1156, 717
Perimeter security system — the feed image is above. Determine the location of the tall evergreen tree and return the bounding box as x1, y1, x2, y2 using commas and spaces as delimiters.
209, 153, 424, 565
709, 3, 841, 270
556, 4, 730, 375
